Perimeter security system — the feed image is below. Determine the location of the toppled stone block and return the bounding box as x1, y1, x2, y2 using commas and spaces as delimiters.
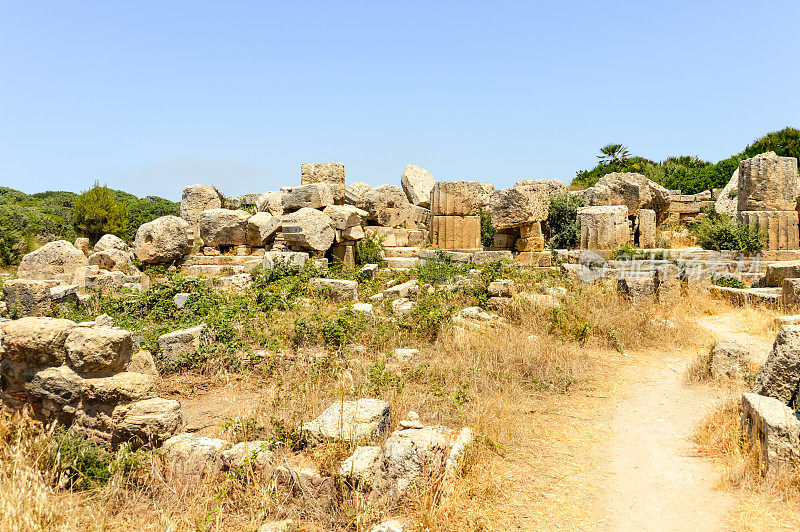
393, 348, 419, 363
263, 251, 309, 270
65, 326, 133, 375
162, 432, 231, 483
323, 204, 368, 230
430, 215, 481, 250
3, 279, 52, 317
112, 397, 182, 447
254, 191, 284, 216
783, 278, 800, 309
198, 208, 250, 247
345, 181, 372, 207
93, 234, 128, 253
382, 280, 418, 299
245, 212, 281, 247
17, 240, 88, 281
401, 165, 435, 207
765, 261, 800, 287
302, 398, 391, 445
310, 278, 358, 302
74, 237, 91, 256
487, 279, 514, 298
1, 317, 75, 366
487, 180, 565, 229
471, 250, 513, 264
180, 185, 224, 239
301, 162, 345, 204
282, 183, 335, 211
738, 152, 799, 212
359, 263, 379, 279
738, 210, 799, 251
281, 207, 335, 251
127, 350, 159, 380
752, 325, 800, 402
221, 440, 274, 473
158, 325, 204, 363
81, 372, 154, 403
363, 185, 411, 227
741, 392, 800, 472
430, 181, 483, 216
617, 276, 656, 302
583, 172, 670, 221
26, 365, 83, 409
578, 205, 629, 249
133, 216, 190, 264
368, 520, 406, 532
638, 209, 656, 248
88, 249, 133, 272
338, 445, 382, 487
711, 340, 750, 379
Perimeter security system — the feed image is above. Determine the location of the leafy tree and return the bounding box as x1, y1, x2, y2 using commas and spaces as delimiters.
73, 182, 129, 242
597, 144, 631, 166
547, 192, 584, 249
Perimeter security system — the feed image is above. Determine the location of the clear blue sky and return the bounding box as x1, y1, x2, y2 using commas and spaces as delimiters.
2, 1, 799, 201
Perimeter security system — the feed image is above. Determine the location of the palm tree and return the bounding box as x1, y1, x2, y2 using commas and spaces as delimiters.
597, 144, 631, 166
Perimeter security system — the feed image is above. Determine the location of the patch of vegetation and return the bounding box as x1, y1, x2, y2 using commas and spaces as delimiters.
547, 192, 584, 249
478, 206, 495, 248
355, 230, 385, 266
73, 182, 129, 242
414, 252, 469, 286
691, 214, 764, 253
711, 275, 747, 289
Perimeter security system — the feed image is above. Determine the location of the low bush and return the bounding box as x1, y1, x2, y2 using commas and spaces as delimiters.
692, 214, 764, 253
355, 231, 385, 265
547, 192, 584, 249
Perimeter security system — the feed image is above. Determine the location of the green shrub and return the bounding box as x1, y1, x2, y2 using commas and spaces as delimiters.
692, 214, 764, 253
356, 231, 385, 265
478, 206, 495, 248
73, 182, 129, 242
711, 275, 747, 289
414, 252, 467, 286
547, 193, 584, 249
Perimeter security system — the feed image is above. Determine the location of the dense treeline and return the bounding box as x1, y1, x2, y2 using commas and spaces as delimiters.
0, 185, 178, 266
572, 127, 800, 194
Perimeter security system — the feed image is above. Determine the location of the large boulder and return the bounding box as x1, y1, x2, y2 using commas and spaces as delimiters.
133, 216, 190, 264
301, 162, 345, 204
302, 398, 391, 445
93, 234, 128, 253
161, 432, 231, 482
363, 185, 411, 227
487, 179, 566, 229
245, 212, 281, 247
583, 173, 670, 221
158, 325, 204, 363
1, 317, 76, 366
741, 392, 800, 472
752, 325, 800, 402
81, 372, 154, 403
65, 326, 134, 375
346, 182, 373, 207
310, 278, 358, 302
711, 340, 750, 379
281, 208, 335, 251
180, 185, 223, 235
281, 183, 335, 211
401, 165, 435, 207
17, 240, 88, 281
715, 169, 739, 217
198, 209, 250, 247
88, 249, 133, 272
322, 205, 368, 230
2, 279, 52, 317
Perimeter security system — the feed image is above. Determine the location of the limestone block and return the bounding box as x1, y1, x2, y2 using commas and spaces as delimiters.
281, 207, 335, 251
617, 276, 656, 302
331, 242, 356, 269
493, 233, 516, 249
738, 152, 799, 212
162, 433, 231, 482
133, 216, 190, 264
430, 181, 483, 216
262, 251, 309, 270
282, 183, 335, 211
753, 324, 800, 402
198, 209, 250, 247
3, 279, 52, 317
400, 165, 435, 207
323, 204, 368, 230
487, 180, 565, 229
301, 162, 345, 185
577, 205, 630, 249
430, 215, 481, 250
93, 234, 128, 253
362, 185, 411, 227
65, 326, 134, 375
715, 169, 739, 217
88, 249, 132, 272
180, 185, 223, 239
338, 445, 382, 487
254, 191, 284, 216
783, 278, 800, 310
638, 209, 657, 248
74, 237, 91, 256
302, 398, 391, 445
17, 241, 88, 281
158, 325, 204, 363
583, 172, 670, 221
112, 397, 182, 447
81, 372, 155, 402
345, 181, 372, 207
764, 261, 800, 287
711, 340, 750, 379
310, 278, 358, 302
408, 205, 431, 226
1, 317, 75, 366
738, 210, 799, 251
741, 392, 800, 472
245, 212, 280, 247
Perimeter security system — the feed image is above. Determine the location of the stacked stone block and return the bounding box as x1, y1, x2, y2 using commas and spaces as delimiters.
515, 222, 544, 252
637, 209, 657, 248
577, 206, 629, 250
0, 317, 181, 448
430, 181, 483, 251
301, 162, 346, 205
737, 152, 800, 251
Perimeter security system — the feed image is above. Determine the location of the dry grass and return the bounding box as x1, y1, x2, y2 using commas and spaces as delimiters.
0, 270, 742, 530
696, 399, 800, 530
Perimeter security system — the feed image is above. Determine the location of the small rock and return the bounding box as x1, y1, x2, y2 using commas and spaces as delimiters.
173, 293, 190, 308
302, 398, 391, 445
391, 298, 414, 314
399, 411, 423, 429
393, 348, 419, 364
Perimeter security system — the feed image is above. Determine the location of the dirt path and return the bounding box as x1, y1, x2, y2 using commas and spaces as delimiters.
595, 312, 773, 531
597, 351, 735, 531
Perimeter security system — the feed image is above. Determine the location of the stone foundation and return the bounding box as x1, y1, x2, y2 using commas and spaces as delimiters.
577, 205, 629, 250
430, 216, 481, 251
